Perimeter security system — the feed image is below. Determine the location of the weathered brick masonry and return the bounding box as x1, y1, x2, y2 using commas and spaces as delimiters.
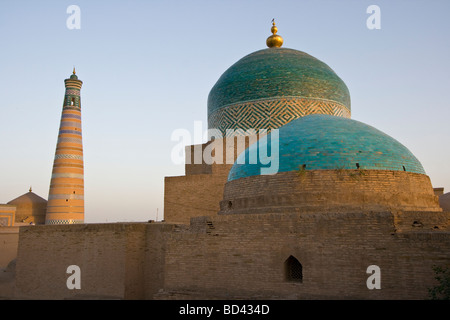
220, 170, 441, 215
164, 137, 255, 224
13, 210, 450, 300
15, 223, 146, 299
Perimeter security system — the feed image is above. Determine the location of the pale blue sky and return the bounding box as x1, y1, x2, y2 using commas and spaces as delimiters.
1, 0, 449, 222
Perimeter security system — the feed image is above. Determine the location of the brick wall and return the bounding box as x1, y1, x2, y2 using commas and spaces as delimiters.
159, 211, 450, 299
0, 227, 19, 268
220, 170, 441, 215
11, 210, 450, 300
164, 172, 229, 224
13, 202, 46, 225
14, 223, 147, 299
164, 137, 258, 224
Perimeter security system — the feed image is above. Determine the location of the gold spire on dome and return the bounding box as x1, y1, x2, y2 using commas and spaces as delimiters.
73, 67, 76, 75
266, 19, 283, 48
29, 186, 32, 192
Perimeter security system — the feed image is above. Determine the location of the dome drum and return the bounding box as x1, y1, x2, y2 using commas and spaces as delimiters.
7, 191, 47, 224
219, 170, 442, 215
208, 96, 350, 136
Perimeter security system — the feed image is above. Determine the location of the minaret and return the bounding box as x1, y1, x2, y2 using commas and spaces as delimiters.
45, 69, 84, 224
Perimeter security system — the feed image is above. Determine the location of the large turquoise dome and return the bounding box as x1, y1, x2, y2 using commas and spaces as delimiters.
208, 48, 351, 135
228, 114, 426, 181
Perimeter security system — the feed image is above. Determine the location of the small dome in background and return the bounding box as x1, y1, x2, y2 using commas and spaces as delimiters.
8, 190, 47, 206
7, 189, 47, 225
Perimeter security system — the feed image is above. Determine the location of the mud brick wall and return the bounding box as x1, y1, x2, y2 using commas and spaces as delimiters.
160, 211, 450, 299
14, 223, 147, 299
12, 211, 450, 300
220, 170, 441, 215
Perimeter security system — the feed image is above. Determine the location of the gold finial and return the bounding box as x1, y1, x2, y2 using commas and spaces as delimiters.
29, 186, 32, 192
73, 67, 76, 75
271, 18, 278, 34
266, 19, 283, 48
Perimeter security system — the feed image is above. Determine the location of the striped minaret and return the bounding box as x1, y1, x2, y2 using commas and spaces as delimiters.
45, 69, 84, 225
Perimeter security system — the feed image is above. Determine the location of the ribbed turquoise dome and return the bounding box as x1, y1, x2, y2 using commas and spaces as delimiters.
228, 114, 426, 181
208, 47, 351, 118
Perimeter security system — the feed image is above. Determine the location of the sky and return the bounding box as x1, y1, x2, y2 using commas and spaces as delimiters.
0, 0, 449, 223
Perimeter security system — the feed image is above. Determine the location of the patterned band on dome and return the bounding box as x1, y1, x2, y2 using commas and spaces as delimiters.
209, 96, 350, 135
